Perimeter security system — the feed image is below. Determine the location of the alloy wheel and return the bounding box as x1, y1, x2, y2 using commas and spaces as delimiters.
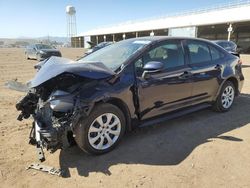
221, 85, 235, 109
88, 113, 121, 150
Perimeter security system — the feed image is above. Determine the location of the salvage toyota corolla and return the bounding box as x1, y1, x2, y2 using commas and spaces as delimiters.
16, 37, 244, 161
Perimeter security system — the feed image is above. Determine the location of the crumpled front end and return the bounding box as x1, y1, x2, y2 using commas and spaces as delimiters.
16, 76, 97, 162
16, 57, 115, 161
16, 88, 79, 161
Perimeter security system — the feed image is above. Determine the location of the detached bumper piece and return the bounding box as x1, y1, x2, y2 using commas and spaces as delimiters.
26, 163, 63, 176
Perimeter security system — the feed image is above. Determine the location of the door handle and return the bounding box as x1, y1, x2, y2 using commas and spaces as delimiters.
214, 64, 222, 70
179, 71, 192, 79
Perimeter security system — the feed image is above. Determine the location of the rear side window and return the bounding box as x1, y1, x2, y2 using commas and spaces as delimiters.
209, 45, 224, 61
187, 41, 211, 64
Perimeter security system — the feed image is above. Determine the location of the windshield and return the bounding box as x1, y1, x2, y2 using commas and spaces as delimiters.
78, 39, 151, 71
36, 44, 53, 50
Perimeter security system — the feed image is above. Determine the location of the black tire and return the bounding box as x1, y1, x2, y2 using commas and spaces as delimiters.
212, 81, 235, 112
74, 103, 126, 155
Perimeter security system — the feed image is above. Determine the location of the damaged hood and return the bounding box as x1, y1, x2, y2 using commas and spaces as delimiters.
30, 56, 115, 88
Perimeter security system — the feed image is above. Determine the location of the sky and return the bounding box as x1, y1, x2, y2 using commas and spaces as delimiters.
0, 0, 237, 38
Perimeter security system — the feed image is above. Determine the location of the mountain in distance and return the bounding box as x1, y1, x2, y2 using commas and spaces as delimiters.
36, 36, 68, 43
0, 36, 69, 46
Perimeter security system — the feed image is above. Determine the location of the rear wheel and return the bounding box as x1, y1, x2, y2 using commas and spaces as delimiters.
74, 103, 126, 154
213, 81, 235, 112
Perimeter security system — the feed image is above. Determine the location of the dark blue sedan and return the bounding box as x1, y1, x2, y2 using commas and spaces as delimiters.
16, 36, 244, 160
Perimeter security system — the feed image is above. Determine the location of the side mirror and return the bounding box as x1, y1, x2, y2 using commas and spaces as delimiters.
142, 61, 164, 79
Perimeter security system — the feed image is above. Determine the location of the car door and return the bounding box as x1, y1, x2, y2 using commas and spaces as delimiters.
185, 40, 223, 103
135, 40, 193, 120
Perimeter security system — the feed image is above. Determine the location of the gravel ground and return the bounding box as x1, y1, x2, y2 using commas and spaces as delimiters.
0, 48, 250, 188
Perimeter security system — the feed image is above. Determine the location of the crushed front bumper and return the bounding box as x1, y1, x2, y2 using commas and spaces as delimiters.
16, 91, 91, 162
29, 115, 73, 161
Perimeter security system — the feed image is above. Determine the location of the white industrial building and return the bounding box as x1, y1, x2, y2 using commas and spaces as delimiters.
72, 1, 250, 53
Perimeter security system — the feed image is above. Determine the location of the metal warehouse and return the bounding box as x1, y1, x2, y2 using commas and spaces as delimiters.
72, 1, 250, 54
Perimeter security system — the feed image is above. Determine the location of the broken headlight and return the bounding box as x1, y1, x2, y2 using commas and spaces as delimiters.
49, 90, 74, 112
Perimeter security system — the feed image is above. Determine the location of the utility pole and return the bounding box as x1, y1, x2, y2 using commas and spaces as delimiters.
227, 24, 233, 41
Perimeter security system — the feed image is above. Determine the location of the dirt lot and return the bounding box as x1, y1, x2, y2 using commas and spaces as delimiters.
0, 48, 250, 188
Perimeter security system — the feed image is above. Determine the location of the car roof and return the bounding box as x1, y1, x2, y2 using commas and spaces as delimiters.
124, 36, 217, 46
126, 36, 212, 42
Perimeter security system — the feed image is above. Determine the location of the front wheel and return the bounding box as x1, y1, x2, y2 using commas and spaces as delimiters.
212, 81, 235, 112
74, 103, 126, 155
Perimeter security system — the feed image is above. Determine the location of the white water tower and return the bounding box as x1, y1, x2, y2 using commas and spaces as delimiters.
66, 6, 77, 39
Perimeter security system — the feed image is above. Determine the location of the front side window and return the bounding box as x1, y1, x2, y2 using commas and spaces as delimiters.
187, 41, 211, 64
144, 41, 185, 69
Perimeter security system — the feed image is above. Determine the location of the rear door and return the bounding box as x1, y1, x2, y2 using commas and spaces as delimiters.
185, 40, 224, 103
136, 39, 193, 120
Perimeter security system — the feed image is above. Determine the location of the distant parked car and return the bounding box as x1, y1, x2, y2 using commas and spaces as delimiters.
85, 41, 113, 55
213, 40, 240, 57
25, 44, 62, 61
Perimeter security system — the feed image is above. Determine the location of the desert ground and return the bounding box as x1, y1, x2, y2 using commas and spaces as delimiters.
0, 48, 250, 188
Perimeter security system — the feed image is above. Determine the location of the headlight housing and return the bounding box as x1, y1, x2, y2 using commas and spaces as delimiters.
49, 90, 74, 112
